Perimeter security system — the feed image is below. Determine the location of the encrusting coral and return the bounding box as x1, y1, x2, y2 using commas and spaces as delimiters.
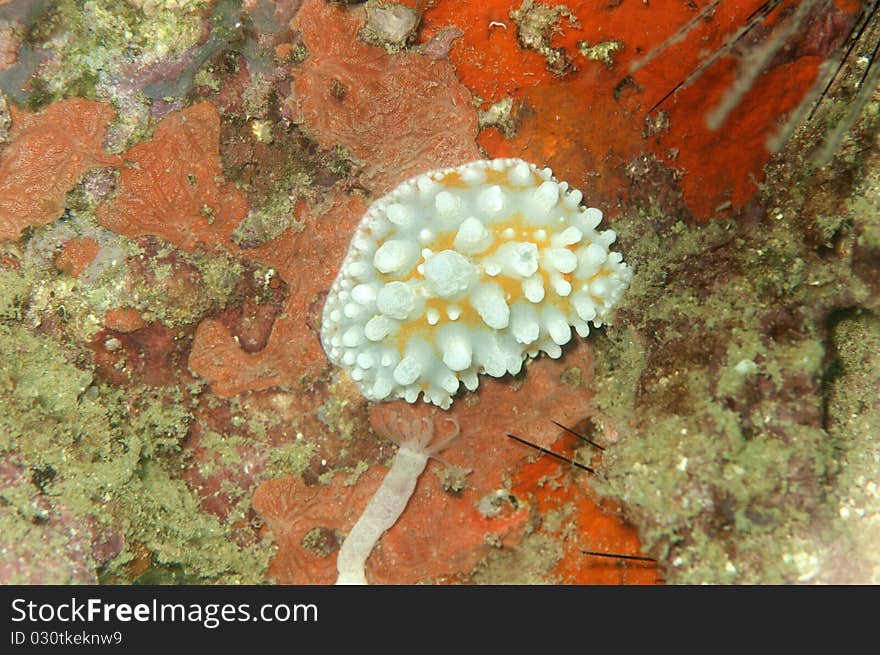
252, 340, 599, 585
187, 0, 483, 399
96, 102, 248, 252
287, 0, 479, 194
0, 98, 119, 241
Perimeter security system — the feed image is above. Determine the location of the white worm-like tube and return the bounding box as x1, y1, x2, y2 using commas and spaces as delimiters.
336, 445, 429, 585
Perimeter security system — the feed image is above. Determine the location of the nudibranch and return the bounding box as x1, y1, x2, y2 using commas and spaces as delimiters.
321, 158, 633, 408
321, 158, 631, 584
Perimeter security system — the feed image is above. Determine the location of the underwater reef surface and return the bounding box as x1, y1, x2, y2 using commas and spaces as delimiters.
0, 0, 877, 584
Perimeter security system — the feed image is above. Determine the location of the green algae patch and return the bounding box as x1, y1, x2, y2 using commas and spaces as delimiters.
231, 188, 305, 249
0, 317, 272, 583
820, 310, 880, 582
109, 459, 270, 583
20, 1, 208, 148
0, 268, 30, 320
31, 0, 206, 100
588, 103, 880, 582
0, 325, 95, 440
576, 40, 623, 68
510, 0, 580, 77
15, 209, 246, 344
469, 533, 564, 585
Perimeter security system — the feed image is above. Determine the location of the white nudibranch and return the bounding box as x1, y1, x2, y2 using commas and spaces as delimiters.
321, 158, 633, 409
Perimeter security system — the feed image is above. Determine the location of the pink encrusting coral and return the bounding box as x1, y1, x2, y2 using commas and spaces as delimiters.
0, 99, 120, 242
254, 341, 597, 584
286, 0, 480, 192
96, 102, 248, 253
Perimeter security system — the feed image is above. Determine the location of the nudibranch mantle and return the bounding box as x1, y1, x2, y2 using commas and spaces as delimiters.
321, 158, 632, 408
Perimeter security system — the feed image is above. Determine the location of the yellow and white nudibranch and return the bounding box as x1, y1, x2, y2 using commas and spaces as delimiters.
321, 158, 633, 408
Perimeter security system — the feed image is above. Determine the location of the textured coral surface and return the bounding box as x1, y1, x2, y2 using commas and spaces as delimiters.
289, 0, 480, 192
97, 102, 248, 252
403, 0, 862, 217
255, 341, 611, 584
0, 99, 119, 240
189, 0, 483, 399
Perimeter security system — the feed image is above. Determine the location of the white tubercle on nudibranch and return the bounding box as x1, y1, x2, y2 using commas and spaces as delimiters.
321, 158, 633, 408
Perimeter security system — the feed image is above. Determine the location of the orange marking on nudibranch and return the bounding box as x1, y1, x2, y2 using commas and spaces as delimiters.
436, 171, 469, 188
